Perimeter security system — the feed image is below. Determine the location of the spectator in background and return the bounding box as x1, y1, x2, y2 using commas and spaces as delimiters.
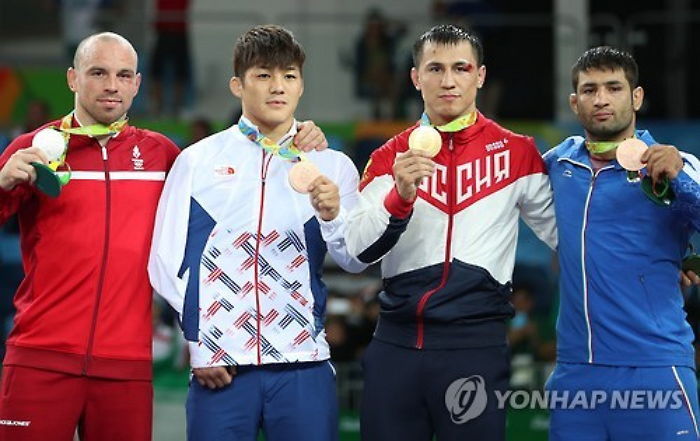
20, 99, 51, 134
189, 117, 213, 145
57, 0, 119, 63
326, 315, 357, 363
150, 0, 191, 117
59, 0, 102, 60
508, 285, 539, 355
9, 99, 52, 144
353, 8, 405, 120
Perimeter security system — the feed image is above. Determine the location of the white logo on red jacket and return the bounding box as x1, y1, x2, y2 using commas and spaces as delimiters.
418, 150, 511, 213
131, 146, 144, 170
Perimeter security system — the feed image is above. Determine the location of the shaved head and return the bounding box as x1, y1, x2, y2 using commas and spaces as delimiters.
67, 31, 141, 125
73, 32, 138, 70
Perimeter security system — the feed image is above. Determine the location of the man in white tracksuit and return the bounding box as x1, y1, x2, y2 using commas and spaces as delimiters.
149, 24, 365, 441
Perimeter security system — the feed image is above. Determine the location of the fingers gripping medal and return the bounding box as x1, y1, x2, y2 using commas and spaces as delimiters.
616, 138, 674, 206
289, 160, 321, 194
408, 126, 441, 158
31, 128, 70, 197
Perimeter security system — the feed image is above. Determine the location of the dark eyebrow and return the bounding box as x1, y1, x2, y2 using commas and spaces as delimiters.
85, 66, 135, 75
580, 80, 623, 88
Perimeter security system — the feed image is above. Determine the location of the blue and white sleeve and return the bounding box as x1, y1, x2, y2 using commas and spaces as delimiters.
672, 152, 700, 231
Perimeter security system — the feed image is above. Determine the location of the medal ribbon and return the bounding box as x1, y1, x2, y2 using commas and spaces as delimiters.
238, 118, 305, 162
585, 141, 620, 154
58, 113, 128, 137
420, 110, 477, 132
49, 113, 128, 185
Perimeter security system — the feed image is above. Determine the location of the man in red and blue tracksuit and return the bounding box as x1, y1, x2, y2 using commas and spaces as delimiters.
544, 46, 700, 441
346, 24, 557, 441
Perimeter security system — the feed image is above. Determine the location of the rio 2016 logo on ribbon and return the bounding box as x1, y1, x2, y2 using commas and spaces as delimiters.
444, 375, 488, 424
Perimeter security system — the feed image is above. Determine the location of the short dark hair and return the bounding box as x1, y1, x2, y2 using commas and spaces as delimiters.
412, 24, 484, 67
233, 25, 305, 78
571, 46, 639, 91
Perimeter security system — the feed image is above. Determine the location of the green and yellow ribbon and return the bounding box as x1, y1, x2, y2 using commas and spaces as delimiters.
420, 110, 477, 132
585, 141, 620, 155
47, 113, 128, 184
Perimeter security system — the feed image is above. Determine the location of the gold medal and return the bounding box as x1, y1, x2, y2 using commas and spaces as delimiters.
408, 126, 441, 157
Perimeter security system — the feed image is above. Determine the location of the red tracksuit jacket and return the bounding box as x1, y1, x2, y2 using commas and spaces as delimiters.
0, 119, 179, 380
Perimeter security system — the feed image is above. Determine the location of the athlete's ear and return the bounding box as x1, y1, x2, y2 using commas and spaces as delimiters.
632, 86, 644, 112
411, 67, 420, 91
230, 76, 243, 98
569, 93, 579, 116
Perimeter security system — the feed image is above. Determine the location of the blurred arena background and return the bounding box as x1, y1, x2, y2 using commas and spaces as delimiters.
1, 1, 700, 440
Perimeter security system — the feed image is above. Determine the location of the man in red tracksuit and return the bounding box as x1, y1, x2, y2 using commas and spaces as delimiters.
0, 32, 180, 441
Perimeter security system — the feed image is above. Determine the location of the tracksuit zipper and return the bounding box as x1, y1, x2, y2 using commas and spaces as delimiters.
254, 151, 273, 365
84, 143, 111, 374
560, 157, 614, 364
415, 134, 455, 349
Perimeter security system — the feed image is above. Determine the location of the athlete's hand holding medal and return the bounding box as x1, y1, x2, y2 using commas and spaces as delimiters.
393, 111, 478, 202
29, 127, 71, 197
0, 126, 70, 197
616, 139, 683, 206
617, 139, 700, 285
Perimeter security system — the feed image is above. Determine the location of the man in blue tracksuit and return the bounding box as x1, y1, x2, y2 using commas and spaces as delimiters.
544, 46, 700, 440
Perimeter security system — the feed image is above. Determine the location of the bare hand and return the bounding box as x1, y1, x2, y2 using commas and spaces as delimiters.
192, 366, 236, 389
294, 121, 328, 152
0, 147, 49, 191
641, 144, 683, 183
393, 150, 435, 201
309, 175, 340, 221
681, 270, 700, 288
